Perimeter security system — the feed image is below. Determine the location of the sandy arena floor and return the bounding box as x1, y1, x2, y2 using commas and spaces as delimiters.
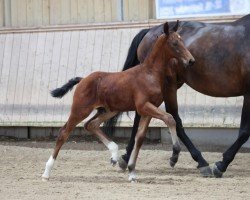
0, 141, 250, 200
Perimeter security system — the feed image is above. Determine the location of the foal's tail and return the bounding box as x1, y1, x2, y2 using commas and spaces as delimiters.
51, 77, 82, 98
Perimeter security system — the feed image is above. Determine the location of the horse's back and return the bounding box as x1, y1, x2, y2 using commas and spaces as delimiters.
234, 14, 250, 25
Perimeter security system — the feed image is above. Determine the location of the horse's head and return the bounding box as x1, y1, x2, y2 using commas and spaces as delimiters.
163, 20, 195, 67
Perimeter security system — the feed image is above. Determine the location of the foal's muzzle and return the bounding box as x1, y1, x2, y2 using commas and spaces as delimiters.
183, 58, 195, 67
188, 59, 195, 67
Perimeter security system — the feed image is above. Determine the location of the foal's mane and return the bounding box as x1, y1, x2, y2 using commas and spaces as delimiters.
144, 33, 168, 65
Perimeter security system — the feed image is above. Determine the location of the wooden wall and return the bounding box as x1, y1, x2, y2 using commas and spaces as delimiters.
0, 25, 243, 128
0, 0, 155, 28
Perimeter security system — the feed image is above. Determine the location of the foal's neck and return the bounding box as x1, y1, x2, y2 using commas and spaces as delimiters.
144, 35, 170, 75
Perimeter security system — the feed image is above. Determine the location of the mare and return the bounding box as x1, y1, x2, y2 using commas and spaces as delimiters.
110, 14, 250, 178
42, 21, 194, 182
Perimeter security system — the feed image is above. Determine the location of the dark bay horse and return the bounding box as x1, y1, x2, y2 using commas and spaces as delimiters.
42, 21, 194, 182
112, 14, 250, 178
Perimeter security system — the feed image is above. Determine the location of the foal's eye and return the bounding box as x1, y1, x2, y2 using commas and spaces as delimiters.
173, 41, 178, 47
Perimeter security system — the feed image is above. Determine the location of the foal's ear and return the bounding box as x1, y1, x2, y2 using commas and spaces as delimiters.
163, 22, 170, 36
173, 20, 179, 32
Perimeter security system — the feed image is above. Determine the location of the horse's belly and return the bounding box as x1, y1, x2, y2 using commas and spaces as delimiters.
186, 72, 244, 97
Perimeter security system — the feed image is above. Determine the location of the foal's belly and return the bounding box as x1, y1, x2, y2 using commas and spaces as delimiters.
102, 91, 163, 112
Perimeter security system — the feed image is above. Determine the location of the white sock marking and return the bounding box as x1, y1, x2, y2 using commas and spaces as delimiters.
128, 170, 136, 182
42, 155, 55, 179
107, 142, 118, 161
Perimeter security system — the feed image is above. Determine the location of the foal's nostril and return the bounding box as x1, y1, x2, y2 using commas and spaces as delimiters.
189, 59, 195, 66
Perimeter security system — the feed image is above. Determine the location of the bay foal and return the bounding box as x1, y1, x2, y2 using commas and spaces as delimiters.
42, 21, 194, 182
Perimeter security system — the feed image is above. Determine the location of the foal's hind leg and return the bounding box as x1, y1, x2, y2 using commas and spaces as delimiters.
42, 107, 93, 181
137, 102, 181, 166
85, 109, 119, 165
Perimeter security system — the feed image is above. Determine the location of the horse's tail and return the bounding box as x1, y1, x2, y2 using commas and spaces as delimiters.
122, 28, 150, 70
103, 28, 150, 136
51, 77, 82, 98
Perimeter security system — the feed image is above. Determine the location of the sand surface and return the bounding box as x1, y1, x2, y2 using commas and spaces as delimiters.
0, 142, 250, 200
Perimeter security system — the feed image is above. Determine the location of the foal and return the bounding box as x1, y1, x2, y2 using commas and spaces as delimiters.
42, 21, 194, 182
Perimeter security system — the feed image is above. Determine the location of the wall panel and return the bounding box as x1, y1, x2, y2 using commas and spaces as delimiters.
0, 26, 243, 128
0, 0, 152, 27
0, 0, 4, 26
123, 0, 150, 21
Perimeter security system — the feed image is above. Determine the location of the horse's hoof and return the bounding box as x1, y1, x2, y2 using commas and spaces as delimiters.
128, 176, 137, 183
118, 156, 128, 171
212, 164, 223, 178
169, 156, 178, 168
169, 159, 176, 168
110, 158, 117, 166
130, 178, 137, 183
198, 166, 213, 177
42, 176, 49, 182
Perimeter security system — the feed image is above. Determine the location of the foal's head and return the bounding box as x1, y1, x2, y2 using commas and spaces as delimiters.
162, 21, 195, 67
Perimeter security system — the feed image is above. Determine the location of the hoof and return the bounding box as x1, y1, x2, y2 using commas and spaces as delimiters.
128, 169, 136, 182
212, 164, 223, 178
169, 159, 176, 168
169, 152, 179, 168
41, 176, 49, 182
169, 156, 178, 168
130, 178, 137, 183
128, 176, 137, 182
42, 177, 49, 182
118, 156, 128, 171
110, 158, 117, 166
198, 166, 213, 177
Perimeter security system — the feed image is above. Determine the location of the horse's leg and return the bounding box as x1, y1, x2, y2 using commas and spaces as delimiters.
138, 102, 181, 163
164, 85, 211, 176
85, 109, 119, 165
118, 112, 141, 171
212, 94, 250, 178
42, 107, 92, 181
127, 116, 151, 182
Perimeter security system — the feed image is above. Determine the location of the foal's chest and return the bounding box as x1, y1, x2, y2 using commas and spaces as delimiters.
141, 81, 164, 107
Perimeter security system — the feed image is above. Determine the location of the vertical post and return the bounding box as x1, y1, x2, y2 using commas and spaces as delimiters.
149, 0, 156, 19
0, 0, 3, 26
120, 0, 124, 21
3, 0, 11, 26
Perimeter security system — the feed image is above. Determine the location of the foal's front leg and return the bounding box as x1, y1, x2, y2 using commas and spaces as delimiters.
138, 102, 181, 165
127, 116, 151, 182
